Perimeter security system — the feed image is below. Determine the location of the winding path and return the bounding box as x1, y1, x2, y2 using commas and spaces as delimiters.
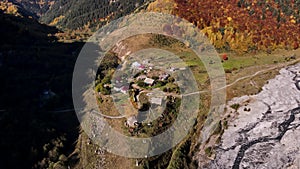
219, 58, 300, 91
91, 109, 126, 119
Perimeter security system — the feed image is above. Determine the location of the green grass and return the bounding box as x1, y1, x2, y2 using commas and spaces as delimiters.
167, 139, 192, 169
222, 56, 255, 70
222, 51, 287, 71
204, 147, 213, 157
230, 103, 240, 111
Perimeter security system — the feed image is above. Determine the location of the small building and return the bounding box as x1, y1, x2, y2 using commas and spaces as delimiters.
120, 86, 129, 94
138, 65, 146, 70
131, 62, 146, 70
150, 97, 163, 106
137, 75, 147, 80
126, 116, 138, 127
159, 74, 169, 81
41, 89, 56, 100
170, 67, 179, 72
144, 78, 155, 85
39, 89, 57, 107
222, 54, 228, 61
131, 62, 141, 69
113, 87, 121, 92
104, 84, 112, 88
113, 86, 129, 94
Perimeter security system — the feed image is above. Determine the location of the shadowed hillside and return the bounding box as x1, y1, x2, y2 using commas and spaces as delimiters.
10, 0, 57, 17
0, 11, 83, 169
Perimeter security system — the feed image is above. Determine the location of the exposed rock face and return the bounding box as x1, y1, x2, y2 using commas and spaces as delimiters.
208, 63, 300, 169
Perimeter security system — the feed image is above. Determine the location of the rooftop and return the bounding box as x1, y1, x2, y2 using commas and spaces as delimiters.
144, 78, 155, 85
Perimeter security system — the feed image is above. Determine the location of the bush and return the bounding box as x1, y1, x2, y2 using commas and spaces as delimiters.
230, 103, 240, 111
154, 81, 166, 88
213, 120, 222, 135
95, 83, 110, 95
150, 34, 178, 47
205, 147, 213, 157
167, 140, 191, 169
223, 120, 228, 129
137, 80, 146, 88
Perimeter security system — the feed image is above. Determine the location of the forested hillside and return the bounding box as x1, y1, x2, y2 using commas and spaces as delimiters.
40, 0, 151, 30
148, 0, 300, 53
11, 0, 56, 17
0, 0, 37, 17
1, 0, 299, 168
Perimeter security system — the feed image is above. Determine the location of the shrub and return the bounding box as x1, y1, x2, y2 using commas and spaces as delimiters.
230, 103, 240, 111
213, 120, 222, 135
223, 120, 228, 129
205, 147, 213, 157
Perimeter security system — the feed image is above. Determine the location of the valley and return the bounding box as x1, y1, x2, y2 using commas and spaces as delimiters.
1, 0, 300, 169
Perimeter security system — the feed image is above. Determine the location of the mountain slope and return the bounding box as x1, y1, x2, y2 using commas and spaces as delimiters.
0, 0, 37, 17
0, 11, 82, 169
148, 0, 300, 53
40, 0, 151, 30
11, 0, 57, 17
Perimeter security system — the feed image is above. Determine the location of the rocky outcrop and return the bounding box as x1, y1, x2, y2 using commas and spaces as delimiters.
208, 63, 300, 169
